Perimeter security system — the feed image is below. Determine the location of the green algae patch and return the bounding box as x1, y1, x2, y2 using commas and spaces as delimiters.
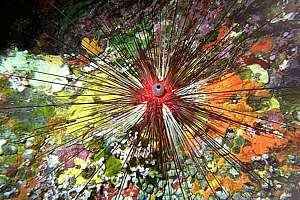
104, 155, 122, 178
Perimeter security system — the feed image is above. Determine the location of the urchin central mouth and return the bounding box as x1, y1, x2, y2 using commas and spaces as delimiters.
152, 83, 165, 97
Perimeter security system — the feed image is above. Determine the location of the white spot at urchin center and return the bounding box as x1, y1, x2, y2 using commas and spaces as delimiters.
152, 83, 165, 97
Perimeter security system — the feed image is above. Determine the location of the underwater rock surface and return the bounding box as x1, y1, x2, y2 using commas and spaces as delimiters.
0, 0, 300, 199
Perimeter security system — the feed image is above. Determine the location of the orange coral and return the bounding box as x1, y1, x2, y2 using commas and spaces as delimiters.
237, 130, 288, 162
202, 25, 231, 50
250, 37, 272, 54
202, 73, 289, 162
217, 26, 230, 44
223, 173, 250, 192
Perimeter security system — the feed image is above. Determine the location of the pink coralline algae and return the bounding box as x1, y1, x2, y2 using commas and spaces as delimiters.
54, 144, 90, 169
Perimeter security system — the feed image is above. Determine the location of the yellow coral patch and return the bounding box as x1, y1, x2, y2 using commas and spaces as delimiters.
190, 179, 204, 195
58, 168, 82, 184
269, 97, 280, 109
248, 64, 269, 84
81, 37, 104, 55
41, 55, 64, 65
58, 158, 91, 185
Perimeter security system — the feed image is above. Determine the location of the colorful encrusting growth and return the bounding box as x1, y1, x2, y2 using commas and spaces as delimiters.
0, 0, 300, 199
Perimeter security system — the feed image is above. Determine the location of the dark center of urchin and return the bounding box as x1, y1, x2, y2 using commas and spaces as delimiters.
152, 83, 165, 97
